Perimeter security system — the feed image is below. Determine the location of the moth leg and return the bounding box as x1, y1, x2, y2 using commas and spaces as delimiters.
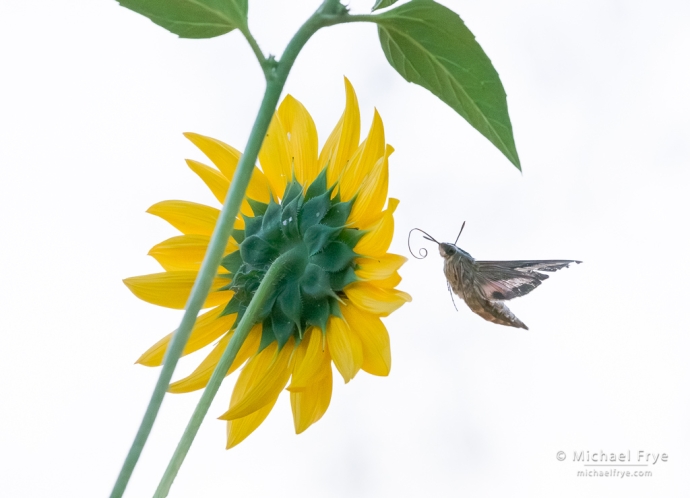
447, 280, 458, 311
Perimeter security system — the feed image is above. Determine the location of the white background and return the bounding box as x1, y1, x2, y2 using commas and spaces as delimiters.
1, 0, 689, 496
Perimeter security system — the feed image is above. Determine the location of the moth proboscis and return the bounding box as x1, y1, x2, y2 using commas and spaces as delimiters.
408, 223, 581, 330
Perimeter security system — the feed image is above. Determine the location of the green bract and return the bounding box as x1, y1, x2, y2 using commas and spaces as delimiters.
218, 169, 363, 350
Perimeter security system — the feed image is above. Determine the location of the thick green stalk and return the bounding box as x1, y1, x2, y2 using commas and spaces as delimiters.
109, 74, 280, 498
153, 245, 306, 498
109, 1, 350, 497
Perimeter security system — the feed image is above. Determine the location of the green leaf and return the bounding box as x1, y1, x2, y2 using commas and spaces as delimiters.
240, 235, 278, 266
116, 0, 248, 39
328, 297, 343, 319
247, 198, 268, 216
303, 225, 341, 256
338, 228, 366, 248
262, 200, 281, 231
281, 180, 303, 206
231, 229, 245, 244
302, 297, 329, 332
372, 0, 399, 12
280, 195, 301, 240
311, 241, 356, 272
299, 192, 331, 233
277, 280, 302, 328
261, 200, 284, 245
304, 167, 328, 201
299, 264, 332, 300
243, 213, 263, 238
255, 286, 279, 322
330, 266, 357, 291
322, 198, 354, 227
270, 308, 294, 349
258, 319, 277, 352
373, 0, 521, 169
220, 295, 241, 317
220, 250, 243, 274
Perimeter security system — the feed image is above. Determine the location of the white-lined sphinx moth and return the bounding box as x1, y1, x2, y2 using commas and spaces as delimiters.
409, 224, 581, 329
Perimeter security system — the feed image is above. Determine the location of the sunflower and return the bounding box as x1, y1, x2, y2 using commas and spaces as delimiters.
124, 78, 411, 448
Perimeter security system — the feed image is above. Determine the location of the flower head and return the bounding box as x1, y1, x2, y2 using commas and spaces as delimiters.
124, 78, 411, 448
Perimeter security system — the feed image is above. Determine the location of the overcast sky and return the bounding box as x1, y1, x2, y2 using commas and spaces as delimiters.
1, 1, 689, 497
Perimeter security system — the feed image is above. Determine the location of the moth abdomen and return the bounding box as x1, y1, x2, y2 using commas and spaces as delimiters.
466, 295, 529, 330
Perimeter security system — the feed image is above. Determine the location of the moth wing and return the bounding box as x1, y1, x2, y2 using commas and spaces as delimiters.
473, 264, 548, 301
478, 260, 581, 272
474, 259, 580, 300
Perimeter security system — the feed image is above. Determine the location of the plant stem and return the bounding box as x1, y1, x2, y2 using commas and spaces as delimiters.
109, 2, 352, 497
239, 25, 268, 75
109, 75, 279, 498
153, 245, 306, 498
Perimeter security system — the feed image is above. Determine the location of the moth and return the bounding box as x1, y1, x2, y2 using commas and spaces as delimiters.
409, 223, 581, 329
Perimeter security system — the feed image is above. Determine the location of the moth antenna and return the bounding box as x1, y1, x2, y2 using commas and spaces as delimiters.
454, 221, 467, 245
446, 280, 458, 311
408, 228, 439, 259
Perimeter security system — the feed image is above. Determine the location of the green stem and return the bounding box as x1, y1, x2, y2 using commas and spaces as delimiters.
109, 2, 352, 497
239, 25, 268, 75
321, 13, 376, 25
109, 76, 279, 498
153, 245, 306, 498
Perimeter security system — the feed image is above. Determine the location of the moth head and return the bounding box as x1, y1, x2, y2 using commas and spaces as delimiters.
437, 222, 467, 259
439, 242, 458, 259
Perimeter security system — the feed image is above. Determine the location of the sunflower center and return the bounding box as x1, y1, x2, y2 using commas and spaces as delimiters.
218, 168, 364, 350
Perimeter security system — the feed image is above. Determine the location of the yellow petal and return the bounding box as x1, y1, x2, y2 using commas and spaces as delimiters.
137, 305, 235, 367
326, 316, 363, 383
184, 133, 240, 180
348, 144, 392, 227
218, 340, 293, 420
319, 77, 361, 187
226, 396, 278, 449
355, 253, 407, 281
290, 362, 332, 434
344, 281, 411, 317
148, 235, 237, 272
278, 95, 319, 186
258, 113, 291, 200
223, 334, 286, 447
123, 271, 232, 310
184, 132, 271, 203
186, 159, 229, 204
288, 327, 329, 392
341, 302, 391, 376
186, 159, 256, 218
233, 215, 245, 230
339, 109, 385, 201
169, 324, 262, 393
147, 200, 219, 236
369, 271, 402, 289
354, 198, 399, 256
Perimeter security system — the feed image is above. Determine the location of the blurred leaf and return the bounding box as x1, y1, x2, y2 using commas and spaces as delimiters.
374, 0, 521, 169
372, 0, 399, 12
116, 0, 248, 39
